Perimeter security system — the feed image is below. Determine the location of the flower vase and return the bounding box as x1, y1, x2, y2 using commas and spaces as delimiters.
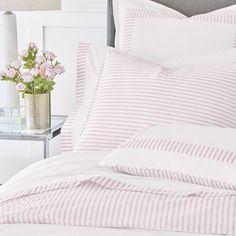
24, 93, 51, 130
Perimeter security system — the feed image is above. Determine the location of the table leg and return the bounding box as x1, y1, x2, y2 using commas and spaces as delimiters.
43, 138, 49, 159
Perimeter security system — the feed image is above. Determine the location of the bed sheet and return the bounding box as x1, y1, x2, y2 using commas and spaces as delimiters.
0, 151, 231, 236
0, 224, 212, 236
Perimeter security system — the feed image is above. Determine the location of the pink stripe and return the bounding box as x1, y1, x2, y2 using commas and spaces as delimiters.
75, 46, 236, 151
121, 138, 236, 164
61, 43, 90, 152
123, 8, 185, 51
1, 176, 235, 234
112, 165, 236, 192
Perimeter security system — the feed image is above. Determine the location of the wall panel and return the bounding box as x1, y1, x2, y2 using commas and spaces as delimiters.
0, 1, 107, 182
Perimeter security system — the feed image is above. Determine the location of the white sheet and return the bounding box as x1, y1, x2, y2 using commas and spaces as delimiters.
0, 224, 213, 236
0, 151, 229, 236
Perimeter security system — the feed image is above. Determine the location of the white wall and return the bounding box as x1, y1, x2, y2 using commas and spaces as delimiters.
0, 0, 107, 115
0, 0, 107, 182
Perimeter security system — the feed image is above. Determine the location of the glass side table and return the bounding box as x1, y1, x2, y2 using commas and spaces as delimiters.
0, 115, 67, 159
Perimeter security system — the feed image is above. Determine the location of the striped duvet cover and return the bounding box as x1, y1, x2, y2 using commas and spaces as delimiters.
0, 151, 235, 235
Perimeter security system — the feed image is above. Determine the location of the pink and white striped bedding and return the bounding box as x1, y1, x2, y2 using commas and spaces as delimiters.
0, 151, 235, 235
1, 176, 236, 234
61, 45, 236, 153
114, 0, 236, 62
61, 44, 107, 152
74, 44, 236, 151
101, 124, 236, 191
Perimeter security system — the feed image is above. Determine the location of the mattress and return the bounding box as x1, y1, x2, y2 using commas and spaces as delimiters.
0, 151, 230, 236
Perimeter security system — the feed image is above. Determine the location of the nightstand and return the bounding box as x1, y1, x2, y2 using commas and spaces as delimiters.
0, 115, 67, 159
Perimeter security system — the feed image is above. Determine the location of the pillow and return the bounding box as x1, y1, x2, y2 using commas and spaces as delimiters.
74, 44, 236, 151
164, 48, 236, 69
100, 124, 236, 191
113, 0, 236, 62
61, 43, 107, 152
62, 44, 236, 152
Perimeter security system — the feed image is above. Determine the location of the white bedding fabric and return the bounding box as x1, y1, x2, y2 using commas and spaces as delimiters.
0, 224, 212, 236
101, 124, 236, 190
113, 0, 236, 62
0, 151, 229, 236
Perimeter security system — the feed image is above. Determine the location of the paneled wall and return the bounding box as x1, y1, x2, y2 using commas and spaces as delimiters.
0, 0, 107, 115
0, 0, 107, 182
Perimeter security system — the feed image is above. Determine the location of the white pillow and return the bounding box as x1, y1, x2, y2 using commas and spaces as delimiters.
164, 48, 236, 69
114, 0, 236, 62
100, 124, 236, 190
73, 44, 236, 151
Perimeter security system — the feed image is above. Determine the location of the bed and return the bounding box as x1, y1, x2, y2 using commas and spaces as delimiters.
1, 0, 236, 235
0, 151, 231, 236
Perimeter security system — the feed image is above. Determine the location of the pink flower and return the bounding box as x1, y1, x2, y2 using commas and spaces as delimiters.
54, 64, 65, 75
45, 67, 56, 79
39, 63, 47, 77
7, 69, 17, 78
43, 50, 56, 60
22, 72, 34, 83
11, 60, 21, 70
20, 50, 29, 58
48, 52, 56, 60
16, 83, 26, 91
28, 42, 37, 50
39, 63, 55, 79
31, 68, 39, 76
36, 55, 45, 64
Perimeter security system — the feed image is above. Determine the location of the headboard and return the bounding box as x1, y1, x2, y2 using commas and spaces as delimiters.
107, 0, 236, 47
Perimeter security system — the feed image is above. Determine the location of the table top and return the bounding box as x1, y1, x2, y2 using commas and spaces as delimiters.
0, 115, 67, 140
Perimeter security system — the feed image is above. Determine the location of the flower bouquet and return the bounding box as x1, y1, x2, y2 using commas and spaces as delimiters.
0, 42, 65, 129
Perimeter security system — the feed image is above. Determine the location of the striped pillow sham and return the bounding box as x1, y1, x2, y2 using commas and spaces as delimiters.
61, 44, 107, 152
61, 45, 236, 152
74, 44, 236, 151
114, 0, 236, 62
100, 124, 236, 190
